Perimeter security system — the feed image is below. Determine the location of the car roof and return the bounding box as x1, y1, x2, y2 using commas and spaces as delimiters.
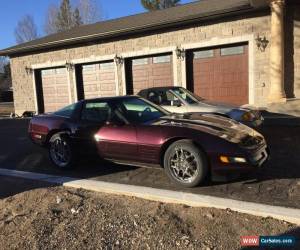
138, 86, 181, 94
79, 95, 141, 103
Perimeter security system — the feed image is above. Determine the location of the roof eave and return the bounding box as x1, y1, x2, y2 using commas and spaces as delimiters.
0, 5, 268, 57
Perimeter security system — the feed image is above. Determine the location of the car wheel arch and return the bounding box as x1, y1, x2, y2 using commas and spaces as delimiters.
159, 137, 209, 168
46, 129, 71, 146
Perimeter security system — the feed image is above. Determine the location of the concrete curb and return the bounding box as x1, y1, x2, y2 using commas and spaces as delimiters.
1, 168, 299, 225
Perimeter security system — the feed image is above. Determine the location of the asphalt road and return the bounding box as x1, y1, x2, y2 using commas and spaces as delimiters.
0, 118, 299, 208
0, 175, 55, 200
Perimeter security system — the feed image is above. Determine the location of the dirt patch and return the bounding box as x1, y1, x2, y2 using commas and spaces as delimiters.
0, 187, 298, 250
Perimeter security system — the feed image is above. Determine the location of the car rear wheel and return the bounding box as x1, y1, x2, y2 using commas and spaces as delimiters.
49, 133, 74, 169
164, 140, 208, 188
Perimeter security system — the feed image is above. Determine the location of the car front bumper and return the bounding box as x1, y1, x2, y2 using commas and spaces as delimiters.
210, 145, 270, 175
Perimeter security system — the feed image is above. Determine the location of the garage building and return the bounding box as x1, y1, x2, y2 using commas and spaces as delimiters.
0, 0, 299, 114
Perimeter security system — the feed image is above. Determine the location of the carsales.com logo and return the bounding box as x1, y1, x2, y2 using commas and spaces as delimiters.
241, 236, 296, 247
241, 236, 259, 246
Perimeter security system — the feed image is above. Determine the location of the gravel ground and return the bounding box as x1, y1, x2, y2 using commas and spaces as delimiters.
0, 186, 299, 250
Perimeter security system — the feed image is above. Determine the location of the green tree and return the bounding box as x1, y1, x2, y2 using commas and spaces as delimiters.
141, 0, 180, 11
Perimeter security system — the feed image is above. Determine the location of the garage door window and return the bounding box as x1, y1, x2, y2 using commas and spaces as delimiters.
56, 68, 67, 74
83, 64, 96, 71
221, 46, 244, 56
153, 55, 171, 64
100, 62, 114, 70
132, 58, 148, 65
193, 50, 214, 59
42, 69, 55, 76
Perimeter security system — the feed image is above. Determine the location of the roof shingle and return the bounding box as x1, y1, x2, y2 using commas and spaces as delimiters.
0, 0, 268, 56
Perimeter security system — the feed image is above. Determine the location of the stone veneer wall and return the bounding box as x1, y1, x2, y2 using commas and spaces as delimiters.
293, 6, 300, 98
10, 14, 271, 115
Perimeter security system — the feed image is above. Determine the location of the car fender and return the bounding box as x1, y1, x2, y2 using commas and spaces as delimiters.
45, 129, 72, 146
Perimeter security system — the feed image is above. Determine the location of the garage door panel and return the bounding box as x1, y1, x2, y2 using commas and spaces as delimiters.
152, 68, 172, 76
99, 74, 115, 81
129, 54, 173, 94
191, 44, 248, 105
82, 61, 116, 98
57, 90, 69, 97
41, 67, 69, 113
83, 74, 98, 80
100, 84, 115, 91
132, 70, 149, 77
99, 79, 115, 84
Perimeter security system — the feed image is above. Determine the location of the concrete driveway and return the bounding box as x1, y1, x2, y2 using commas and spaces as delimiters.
0, 118, 299, 208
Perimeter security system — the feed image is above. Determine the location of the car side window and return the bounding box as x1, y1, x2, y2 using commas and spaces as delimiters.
164, 91, 182, 107
81, 102, 110, 123
147, 91, 161, 105
54, 103, 76, 117
119, 98, 164, 124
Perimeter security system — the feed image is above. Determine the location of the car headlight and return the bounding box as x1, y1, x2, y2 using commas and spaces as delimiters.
94, 134, 101, 142
220, 156, 247, 164
241, 111, 256, 122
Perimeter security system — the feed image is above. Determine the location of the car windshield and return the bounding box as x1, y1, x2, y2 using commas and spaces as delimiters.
172, 88, 204, 104
117, 98, 169, 124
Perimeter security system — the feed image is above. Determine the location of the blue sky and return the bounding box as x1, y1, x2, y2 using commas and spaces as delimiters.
0, 0, 194, 50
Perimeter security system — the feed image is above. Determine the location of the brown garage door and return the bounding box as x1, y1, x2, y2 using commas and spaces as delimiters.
127, 54, 173, 94
82, 61, 116, 99
41, 68, 70, 112
189, 44, 249, 105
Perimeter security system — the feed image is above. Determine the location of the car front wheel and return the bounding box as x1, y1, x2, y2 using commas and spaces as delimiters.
49, 133, 74, 169
164, 140, 208, 188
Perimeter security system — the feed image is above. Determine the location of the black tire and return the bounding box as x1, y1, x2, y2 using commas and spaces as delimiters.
164, 139, 208, 188
48, 133, 75, 169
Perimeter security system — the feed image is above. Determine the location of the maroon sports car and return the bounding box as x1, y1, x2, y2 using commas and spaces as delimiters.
29, 96, 269, 187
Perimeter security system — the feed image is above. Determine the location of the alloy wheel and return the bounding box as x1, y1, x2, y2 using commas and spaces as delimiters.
169, 147, 199, 183
50, 138, 71, 168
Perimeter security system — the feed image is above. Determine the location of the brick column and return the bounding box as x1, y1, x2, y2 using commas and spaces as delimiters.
268, 0, 286, 102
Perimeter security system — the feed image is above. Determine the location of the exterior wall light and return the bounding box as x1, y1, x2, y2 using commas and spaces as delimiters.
175, 47, 185, 60
25, 66, 33, 75
65, 62, 74, 71
255, 35, 269, 52
114, 55, 124, 65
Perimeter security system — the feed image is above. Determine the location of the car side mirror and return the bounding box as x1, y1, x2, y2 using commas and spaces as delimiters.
172, 100, 182, 107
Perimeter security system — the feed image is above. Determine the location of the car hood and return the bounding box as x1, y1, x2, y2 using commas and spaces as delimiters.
155, 113, 261, 144
192, 99, 250, 114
